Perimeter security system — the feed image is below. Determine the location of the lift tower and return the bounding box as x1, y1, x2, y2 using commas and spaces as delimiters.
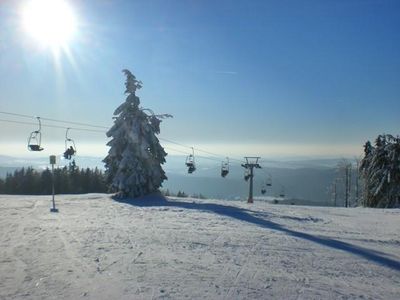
241, 157, 261, 203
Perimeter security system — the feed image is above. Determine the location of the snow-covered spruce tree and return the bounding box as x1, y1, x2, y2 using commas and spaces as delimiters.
103, 70, 171, 198
359, 134, 400, 208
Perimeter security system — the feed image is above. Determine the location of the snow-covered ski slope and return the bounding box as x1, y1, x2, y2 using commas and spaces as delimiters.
0, 194, 399, 299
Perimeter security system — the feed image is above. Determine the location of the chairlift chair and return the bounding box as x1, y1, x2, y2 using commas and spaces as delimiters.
186, 155, 196, 173
221, 157, 229, 178
27, 117, 44, 151
244, 169, 250, 181
261, 175, 272, 194
63, 128, 76, 160
186, 147, 196, 174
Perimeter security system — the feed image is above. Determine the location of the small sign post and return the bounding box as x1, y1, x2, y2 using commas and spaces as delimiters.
49, 155, 59, 213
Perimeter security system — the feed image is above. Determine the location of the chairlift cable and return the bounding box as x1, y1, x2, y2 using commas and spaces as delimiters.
1, 118, 244, 162
159, 137, 237, 161
163, 146, 190, 155
164, 146, 223, 163
1, 110, 257, 163
0, 111, 34, 119
158, 137, 192, 149
40, 117, 108, 129
1, 111, 243, 161
0, 111, 108, 129
0, 118, 105, 133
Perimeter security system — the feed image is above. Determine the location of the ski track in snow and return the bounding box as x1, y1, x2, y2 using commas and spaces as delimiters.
0, 194, 399, 299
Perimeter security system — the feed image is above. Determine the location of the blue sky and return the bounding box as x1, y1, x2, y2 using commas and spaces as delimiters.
0, 0, 399, 158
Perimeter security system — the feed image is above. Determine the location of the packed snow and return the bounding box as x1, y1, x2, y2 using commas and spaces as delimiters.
0, 194, 399, 299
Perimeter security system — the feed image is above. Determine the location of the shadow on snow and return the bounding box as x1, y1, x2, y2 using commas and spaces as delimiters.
114, 193, 400, 272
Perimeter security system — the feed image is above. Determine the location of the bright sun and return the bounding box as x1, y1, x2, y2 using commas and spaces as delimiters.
21, 0, 77, 49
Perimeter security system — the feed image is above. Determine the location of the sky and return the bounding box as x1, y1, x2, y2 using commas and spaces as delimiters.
0, 0, 399, 159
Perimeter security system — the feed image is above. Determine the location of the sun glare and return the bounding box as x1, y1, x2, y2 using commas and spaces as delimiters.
21, 0, 77, 49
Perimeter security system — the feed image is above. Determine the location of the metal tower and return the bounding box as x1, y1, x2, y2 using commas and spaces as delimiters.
241, 157, 261, 203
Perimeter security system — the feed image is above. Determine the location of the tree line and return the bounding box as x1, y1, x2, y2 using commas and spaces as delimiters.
0, 161, 107, 195
1, 133, 398, 207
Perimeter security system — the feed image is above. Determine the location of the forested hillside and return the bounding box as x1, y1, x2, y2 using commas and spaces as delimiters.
0, 161, 107, 195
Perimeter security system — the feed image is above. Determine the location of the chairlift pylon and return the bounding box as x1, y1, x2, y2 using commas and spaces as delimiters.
185, 147, 196, 174
63, 128, 76, 160
221, 157, 229, 178
27, 117, 44, 151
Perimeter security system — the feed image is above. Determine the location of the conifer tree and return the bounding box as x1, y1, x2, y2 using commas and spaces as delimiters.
103, 70, 171, 198
360, 134, 400, 207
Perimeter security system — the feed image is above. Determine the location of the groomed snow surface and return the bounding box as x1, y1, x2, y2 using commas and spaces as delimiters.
0, 194, 399, 300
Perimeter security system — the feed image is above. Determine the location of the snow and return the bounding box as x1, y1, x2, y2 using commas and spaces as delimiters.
0, 194, 399, 299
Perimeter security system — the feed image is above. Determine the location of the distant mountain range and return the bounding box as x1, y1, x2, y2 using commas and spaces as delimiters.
0, 154, 351, 205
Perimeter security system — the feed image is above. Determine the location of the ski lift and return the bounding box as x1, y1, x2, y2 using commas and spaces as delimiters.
221, 157, 229, 177
27, 117, 44, 151
244, 169, 250, 181
63, 128, 76, 160
186, 147, 196, 174
261, 175, 272, 194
